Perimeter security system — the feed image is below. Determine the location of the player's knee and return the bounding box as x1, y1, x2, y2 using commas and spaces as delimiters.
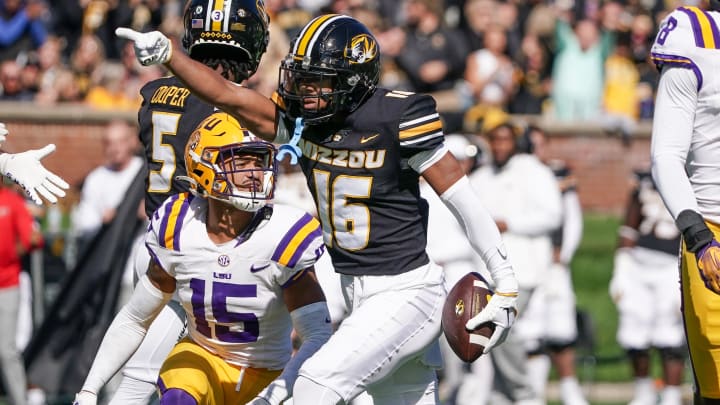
293, 375, 343, 405
527, 345, 547, 357
546, 340, 575, 353
626, 348, 650, 360
159, 388, 197, 405
658, 346, 687, 362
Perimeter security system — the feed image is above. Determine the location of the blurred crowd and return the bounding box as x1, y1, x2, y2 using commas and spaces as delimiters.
0, 0, 696, 133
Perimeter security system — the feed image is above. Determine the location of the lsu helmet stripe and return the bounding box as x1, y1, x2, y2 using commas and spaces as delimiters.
679, 7, 720, 48
293, 14, 345, 58
160, 193, 191, 251
272, 213, 322, 267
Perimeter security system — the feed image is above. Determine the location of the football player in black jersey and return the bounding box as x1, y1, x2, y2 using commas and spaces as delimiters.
610, 169, 686, 405
118, 14, 519, 405
98, 1, 270, 404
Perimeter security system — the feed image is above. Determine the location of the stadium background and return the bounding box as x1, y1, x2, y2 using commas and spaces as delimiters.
0, 0, 700, 402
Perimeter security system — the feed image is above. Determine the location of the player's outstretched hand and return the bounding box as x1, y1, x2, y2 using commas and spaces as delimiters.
698, 239, 720, 294
72, 390, 97, 405
465, 291, 518, 354
115, 27, 172, 66
0, 122, 7, 146
0, 144, 69, 204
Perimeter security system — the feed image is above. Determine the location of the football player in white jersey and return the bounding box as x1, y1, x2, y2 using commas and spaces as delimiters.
0, 122, 69, 205
650, 3, 720, 403
521, 125, 588, 405
117, 14, 519, 405
73, 113, 332, 405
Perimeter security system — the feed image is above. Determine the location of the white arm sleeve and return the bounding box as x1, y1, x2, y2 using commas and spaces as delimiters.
558, 190, 583, 265
651, 67, 699, 220
440, 176, 518, 292
0, 153, 8, 173
80, 275, 172, 394
255, 301, 332, 404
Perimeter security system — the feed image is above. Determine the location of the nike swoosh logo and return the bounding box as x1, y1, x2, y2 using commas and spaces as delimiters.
250, 263, 270, 273
497, 247, 508, 260
360, 134, 379, 144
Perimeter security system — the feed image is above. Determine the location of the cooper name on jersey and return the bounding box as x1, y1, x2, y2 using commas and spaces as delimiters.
149, 85, 192, 108
298, 137, 386, 169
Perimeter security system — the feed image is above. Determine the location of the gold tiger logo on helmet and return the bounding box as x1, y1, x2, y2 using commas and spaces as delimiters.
346, 34, 377, 64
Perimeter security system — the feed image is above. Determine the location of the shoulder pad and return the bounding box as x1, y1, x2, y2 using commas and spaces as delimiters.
651, 7, 720, 68
151, 192, 194, 251
270, 208, 323, 269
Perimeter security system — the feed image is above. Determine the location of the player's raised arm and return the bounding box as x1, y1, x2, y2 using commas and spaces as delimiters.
115, 27, 277, 141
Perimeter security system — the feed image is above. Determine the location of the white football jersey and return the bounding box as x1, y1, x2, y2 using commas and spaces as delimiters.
651, 6, 720, 222
146, 193, 325, 370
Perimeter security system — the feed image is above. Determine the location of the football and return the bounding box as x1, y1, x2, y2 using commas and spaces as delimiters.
442, 272, 496, 362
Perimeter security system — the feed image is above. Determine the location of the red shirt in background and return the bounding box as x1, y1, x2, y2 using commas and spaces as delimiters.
0, 187, 40, 289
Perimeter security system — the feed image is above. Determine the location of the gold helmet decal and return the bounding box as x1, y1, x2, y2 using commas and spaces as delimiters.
346, 34, 377, 64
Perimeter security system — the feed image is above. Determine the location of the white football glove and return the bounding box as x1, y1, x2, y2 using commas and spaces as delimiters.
0, 122, 7, 146
73, 390, 97, 405
465, 290, 518, 354
0, 144, 69, 205
115, 27, 172, 66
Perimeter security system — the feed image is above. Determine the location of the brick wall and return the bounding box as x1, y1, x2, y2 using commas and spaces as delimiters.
0, 103, 653, 215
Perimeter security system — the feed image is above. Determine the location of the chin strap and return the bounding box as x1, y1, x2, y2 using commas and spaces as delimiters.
276, 117, 304, 165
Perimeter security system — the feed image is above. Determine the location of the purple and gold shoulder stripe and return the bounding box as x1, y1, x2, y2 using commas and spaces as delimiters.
679, 6, 720, 49
272, 213, 322, 268
158, 193, 194, 251
650, 51, 702, 90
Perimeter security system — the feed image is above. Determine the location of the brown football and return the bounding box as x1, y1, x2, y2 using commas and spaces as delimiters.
442, 272, 496, 362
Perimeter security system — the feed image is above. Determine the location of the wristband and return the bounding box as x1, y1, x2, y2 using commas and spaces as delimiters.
676, 210, 713, 253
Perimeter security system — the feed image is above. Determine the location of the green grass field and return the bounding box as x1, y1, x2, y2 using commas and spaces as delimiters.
572, 213, 630, 383
551, 213, 694, 404
571, 213, 694, 381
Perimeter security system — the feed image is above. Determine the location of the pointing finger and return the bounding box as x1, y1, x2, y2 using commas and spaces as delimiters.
115, 27, 143, 41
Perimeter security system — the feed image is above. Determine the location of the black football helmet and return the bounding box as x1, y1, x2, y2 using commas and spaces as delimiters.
182, 0, 270, 83
278, 14, 381, 124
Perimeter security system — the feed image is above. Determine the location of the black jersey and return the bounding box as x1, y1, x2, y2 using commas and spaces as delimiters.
631, 170, 681, 255
138, 76, 216, 217
279, 89, 445, 276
